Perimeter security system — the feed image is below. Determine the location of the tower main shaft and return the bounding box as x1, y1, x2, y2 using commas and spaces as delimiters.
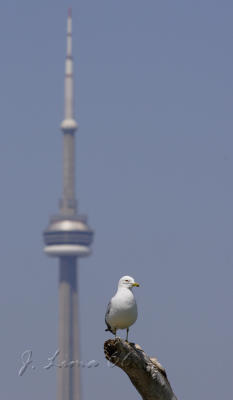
58, 257, 79, 400
43, 9, 93, 400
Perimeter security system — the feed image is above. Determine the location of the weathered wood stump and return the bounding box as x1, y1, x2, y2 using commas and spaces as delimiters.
104, 338, 178, 400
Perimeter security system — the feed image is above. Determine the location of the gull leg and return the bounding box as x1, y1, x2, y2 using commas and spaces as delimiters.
126, 328, 129, 342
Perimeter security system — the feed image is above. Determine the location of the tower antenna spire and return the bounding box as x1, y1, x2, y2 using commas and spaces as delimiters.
60, 8, 78, 215
61, 7, 77, 130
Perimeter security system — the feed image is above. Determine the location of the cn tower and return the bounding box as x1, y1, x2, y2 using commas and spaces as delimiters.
43, 9, 93, 400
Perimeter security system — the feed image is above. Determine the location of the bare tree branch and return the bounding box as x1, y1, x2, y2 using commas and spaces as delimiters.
104, 338, 178, 400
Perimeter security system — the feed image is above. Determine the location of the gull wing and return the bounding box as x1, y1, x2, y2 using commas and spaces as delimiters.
105, 300, 114, 333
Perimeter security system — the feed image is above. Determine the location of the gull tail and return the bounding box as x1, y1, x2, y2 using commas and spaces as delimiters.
105, 323, 115, 334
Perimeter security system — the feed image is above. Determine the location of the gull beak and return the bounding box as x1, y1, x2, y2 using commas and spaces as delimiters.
132, 282, 140, 287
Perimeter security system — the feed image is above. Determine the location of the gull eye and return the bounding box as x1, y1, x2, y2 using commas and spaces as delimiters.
125, 279, 129, 282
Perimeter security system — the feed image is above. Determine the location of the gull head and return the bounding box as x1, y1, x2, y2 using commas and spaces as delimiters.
118, 275, 140, 290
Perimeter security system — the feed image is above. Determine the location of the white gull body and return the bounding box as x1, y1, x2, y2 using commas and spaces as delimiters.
105, 276, 139, 340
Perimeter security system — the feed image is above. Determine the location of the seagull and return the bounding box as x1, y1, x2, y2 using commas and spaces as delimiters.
105, 275, 140, 341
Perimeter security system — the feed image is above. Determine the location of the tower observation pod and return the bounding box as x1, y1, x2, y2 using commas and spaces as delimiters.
43, 8, 93, 400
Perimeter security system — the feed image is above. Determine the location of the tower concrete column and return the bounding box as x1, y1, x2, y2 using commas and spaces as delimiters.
58, 257, 80, 400
62, 132, 76, 215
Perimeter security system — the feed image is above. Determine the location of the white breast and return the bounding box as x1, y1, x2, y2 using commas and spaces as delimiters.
106, 287, 138, 330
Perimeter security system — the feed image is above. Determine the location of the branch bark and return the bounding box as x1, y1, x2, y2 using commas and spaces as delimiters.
104, 338, 178, 400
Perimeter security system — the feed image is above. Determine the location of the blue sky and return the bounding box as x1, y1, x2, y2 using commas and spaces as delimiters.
0, 1, 232, 399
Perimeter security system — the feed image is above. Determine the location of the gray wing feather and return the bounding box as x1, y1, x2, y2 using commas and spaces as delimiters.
105, 300, 113, 332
